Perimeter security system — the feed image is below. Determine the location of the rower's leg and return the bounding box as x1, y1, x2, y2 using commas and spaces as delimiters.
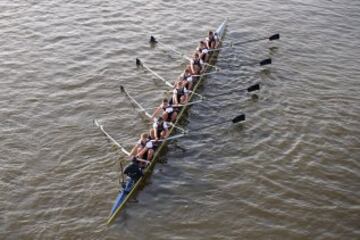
187, 82, 193, 91
162, 112, 169, 122
180, 95, 186, 104
136, 146, 144, 156
172, 94, 178, 105
150, 129, 156, 139
160, 131, 166, 139
147, 149, 154, 161
171, 112, 177, 122
204, 54, 210, 62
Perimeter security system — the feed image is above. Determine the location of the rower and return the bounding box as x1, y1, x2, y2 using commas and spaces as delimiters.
190, 52, 203, 75
130, 133, 155, 162
151, 98, 178, 123
172, 80, 189, 105
150, 117, 170, 140
180, 66, 194, 90
206, 31, 217, 49
124, 157, 144, 183
197, 40, 209, 62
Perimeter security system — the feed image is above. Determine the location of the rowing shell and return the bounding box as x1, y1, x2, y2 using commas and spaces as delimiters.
107, 19, 228, 225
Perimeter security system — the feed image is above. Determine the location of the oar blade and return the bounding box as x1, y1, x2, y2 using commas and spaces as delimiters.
232, 114, 246, 124
269, 33, 280, 41
247, 83, 260, 92
150, 35, 158, 43
136, 58, 142, 67
120, 85, 125, 93
94, 119, 100, 127
260, 58, 272, 66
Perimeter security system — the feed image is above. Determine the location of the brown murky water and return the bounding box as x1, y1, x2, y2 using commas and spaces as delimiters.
1, 0, 359, 239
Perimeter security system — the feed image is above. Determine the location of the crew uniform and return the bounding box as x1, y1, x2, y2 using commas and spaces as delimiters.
206, 31, 217, 49
197, 43, 209, 63
182, 71, 194, 86
191, 57, 203, 71
137, 135, 155, 160
124, 158, 144, 182
152, 118, 169, 139
173, 84, 189, 104
162, 104, 176, 122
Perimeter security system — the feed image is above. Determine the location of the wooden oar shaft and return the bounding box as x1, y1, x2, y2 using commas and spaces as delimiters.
140, 60, 173, 88
94, 119, 150, 164
120, 86, 152, 119
121, 86, 186, 133
95, 120, 131, 156
157, 41, 191, 61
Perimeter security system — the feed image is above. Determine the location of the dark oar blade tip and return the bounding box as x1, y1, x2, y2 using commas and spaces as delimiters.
269, 33, 280, 41
150, 35, 158, 43
136, 58, 142, 66
247, 83, 260, 92
120, 85, 125, 92
260, 58, 272, 66
232, 114, 246, 124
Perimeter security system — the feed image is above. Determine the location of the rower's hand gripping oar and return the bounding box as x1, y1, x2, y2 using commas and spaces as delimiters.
120, 85, 187, 133
150, 36, 222, 71
135, 58, 205, 100
139, 83, 260, 110
208, 57, 272, 69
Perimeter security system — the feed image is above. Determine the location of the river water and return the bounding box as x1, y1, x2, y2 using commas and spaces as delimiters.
1, 0, 359, 239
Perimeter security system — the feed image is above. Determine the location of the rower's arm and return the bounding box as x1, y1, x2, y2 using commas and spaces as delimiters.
151, 106, 161, 119
153, 126, 159, 140
164, 129, 170, 139
206, 40, 211, 49
190, 61, 196, 74
129, 143, 140, 156
136, 147, 148, 157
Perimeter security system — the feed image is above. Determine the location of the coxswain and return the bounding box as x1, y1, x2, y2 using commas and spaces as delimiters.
130, 133, 155, 162
124, 157, 144, 183
197, 40, 209, 62
151, 98, 178, 123
172, 80, 189, 105
206, 31, 217, 49
190, 52, 203, 75
150, 117, 170, 140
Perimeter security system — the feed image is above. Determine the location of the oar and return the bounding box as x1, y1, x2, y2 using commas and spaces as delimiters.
229, 58, 272, 68
208, 33, 280, 52
120, 85, 152, 119
142, 83, 260, 110
232, 33, 280, 46
136, 58, 173, 88
135, 59, 204, 100
145, 114, 246, 139
150, 36, 192, 61
149, 36, 225, 71
207, 83, 260, 98
120, 85, 187, 133
187, 114, 246, 133
94, 119, 150, 164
